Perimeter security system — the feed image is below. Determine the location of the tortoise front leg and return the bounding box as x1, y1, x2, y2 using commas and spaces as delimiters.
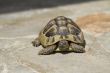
38, 45, 57, 55
70, 43, 85, 53
32, 37, 41, 47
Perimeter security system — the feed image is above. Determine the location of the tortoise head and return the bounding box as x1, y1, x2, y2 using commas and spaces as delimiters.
58, 40, 69, 51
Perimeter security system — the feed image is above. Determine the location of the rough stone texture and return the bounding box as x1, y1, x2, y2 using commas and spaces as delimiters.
0, 0, 110, 73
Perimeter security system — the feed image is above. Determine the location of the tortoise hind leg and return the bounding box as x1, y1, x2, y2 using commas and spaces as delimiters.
70, 43, 85, 53
32, 38, 41, 47
38, 45, 57, 55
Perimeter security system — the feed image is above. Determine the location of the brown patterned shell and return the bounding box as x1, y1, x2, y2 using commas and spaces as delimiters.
39, 16, 85, 47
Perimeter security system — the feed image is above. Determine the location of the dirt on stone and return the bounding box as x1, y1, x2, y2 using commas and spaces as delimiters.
76, 13, 110, 33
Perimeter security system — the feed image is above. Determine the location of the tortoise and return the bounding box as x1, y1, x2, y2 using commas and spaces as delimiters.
32, 16, 86, 55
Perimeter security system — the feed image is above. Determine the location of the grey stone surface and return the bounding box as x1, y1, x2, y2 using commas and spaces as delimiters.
0, 0, 110, 73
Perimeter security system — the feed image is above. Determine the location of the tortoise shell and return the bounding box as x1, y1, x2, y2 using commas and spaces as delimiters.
39, 16, 85, 47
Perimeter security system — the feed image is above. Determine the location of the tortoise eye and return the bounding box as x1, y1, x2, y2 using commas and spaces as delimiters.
45, 28, 56, 37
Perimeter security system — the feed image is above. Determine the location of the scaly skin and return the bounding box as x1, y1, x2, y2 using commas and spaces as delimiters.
32, 38, 41, 47
70, 43, 85, 53
38, 45, 57, 55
